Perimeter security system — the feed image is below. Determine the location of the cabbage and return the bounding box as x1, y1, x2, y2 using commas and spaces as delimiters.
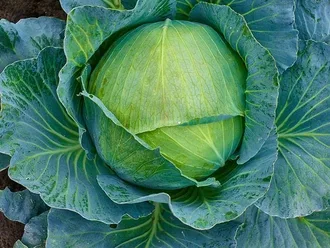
0, 0, 329, 247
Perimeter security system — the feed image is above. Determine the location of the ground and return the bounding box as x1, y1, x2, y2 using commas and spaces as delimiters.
0, 0, 66, 22
0, 0, 66, 246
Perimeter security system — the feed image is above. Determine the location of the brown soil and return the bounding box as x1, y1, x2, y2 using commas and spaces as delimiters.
0, 212, 25, 248
0, 1, 66, 247
0, 170, 25, 192
0, 0, 66, 22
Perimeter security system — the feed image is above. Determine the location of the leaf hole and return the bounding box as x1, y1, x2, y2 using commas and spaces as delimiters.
109, 224, 118, 229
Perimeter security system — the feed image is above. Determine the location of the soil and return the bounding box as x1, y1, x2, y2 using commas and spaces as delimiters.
0, 212, 25, 248
0, 1, 66, 247
0, 0, 66, 23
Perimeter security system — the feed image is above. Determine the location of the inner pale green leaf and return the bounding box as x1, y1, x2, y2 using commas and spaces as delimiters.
89, 19, 246, 134
138, 116, 243, 179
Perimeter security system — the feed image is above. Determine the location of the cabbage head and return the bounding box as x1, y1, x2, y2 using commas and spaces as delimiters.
87, 19, 246, 181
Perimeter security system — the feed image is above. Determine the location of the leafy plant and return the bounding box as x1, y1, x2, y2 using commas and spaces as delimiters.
0, 0, 329, 247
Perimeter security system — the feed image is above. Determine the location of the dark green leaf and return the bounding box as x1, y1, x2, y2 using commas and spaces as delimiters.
295, 0, 330, 44
0, 17, 65, 72
176, 0, 198, 19
20, 211, 48, 248
236, 206, 330, 248
121, 0, 138, 9
0, 47, 152, 224
0, 188, 48, 224
97, 129, 277, 229
47, 204, 240, 247
0, 153, 10, 171
257, 40, 330, 218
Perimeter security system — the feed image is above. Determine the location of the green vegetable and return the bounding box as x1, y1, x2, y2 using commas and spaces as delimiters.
87, 19, 246, 180
0, 0, 329, 247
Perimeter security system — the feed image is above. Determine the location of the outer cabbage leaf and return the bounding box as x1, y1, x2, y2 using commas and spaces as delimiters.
236, 206, 330, 247
190, 3, 278, 164
0, 188, 48, 248
0, 153, 10, 171
257, 40, 330, 218
295, 0, 330, 44
0, 18, 65, 173
18, 211, 48, 248
13, 241, 28, 248
58, 0, 176, 156
60, 0, 137, 13
97, 129, 277, 230
0, 17, 65, 72
0, 188, 48, 224
177, 0, 298, 71
47, 204, 241, 247
0, 47, 152, 224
